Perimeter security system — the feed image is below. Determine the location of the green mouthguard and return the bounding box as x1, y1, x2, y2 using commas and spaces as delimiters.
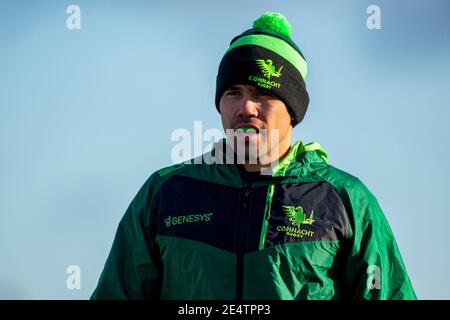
237, 127, 257, 133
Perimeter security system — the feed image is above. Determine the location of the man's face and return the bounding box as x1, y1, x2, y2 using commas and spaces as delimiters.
219, 84, 293, 165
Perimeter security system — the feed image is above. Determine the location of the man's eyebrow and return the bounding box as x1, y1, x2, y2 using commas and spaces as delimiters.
225, 86, 241, 91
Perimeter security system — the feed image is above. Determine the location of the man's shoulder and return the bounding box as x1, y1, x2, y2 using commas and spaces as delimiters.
320, 163, 362, 187
141, 162, 188, 192
145, 158, 241, 190
317, 163, 375, 202
155, 162, 188, 178
153, 160, 213, 180
128, 163, 179, 195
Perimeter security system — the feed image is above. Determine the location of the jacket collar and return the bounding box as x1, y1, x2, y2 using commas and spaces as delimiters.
206, 139, 328, 178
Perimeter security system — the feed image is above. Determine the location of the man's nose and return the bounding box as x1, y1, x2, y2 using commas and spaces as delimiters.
237, 97, 259, 118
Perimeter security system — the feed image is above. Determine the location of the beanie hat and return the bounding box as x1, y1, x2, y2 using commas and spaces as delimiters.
215, 12, 309, 127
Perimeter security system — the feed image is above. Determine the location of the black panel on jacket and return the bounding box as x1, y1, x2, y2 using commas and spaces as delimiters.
265, 181, 349, 247
152, 174, 267, 253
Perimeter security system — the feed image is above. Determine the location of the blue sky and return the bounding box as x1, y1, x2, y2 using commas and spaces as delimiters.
1, 0, 449, 299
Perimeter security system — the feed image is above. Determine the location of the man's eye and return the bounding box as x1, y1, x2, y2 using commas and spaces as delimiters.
225, 90, 241, 96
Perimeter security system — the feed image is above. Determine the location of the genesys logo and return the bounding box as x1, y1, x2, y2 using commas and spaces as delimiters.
164, 213, 214, 227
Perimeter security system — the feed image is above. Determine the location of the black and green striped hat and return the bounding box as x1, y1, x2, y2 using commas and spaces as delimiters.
215, 12, 309, 126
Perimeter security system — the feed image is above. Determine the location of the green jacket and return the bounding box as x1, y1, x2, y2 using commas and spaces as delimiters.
91, 140, 416, 300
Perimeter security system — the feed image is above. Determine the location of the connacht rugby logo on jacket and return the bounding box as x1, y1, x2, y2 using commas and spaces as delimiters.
248, 59, 283, 89
277, 205, 315, 238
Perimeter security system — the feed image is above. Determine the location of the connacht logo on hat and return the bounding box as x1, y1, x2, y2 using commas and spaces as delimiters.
247, 59, 283, 90
256, 59, 283, 80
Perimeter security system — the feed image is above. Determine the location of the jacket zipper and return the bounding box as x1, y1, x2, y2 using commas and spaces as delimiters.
236, 173, 251, 300
259, 183, 275, 250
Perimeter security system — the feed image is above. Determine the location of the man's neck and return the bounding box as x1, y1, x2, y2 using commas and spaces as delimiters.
243, 144, 292, 173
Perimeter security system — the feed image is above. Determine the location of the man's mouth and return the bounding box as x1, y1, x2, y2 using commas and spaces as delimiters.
234, 123, 261, 135
234, 127, 260, 141
235, 127, 259, 134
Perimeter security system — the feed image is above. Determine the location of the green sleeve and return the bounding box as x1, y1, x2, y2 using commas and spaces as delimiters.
343, 182, 417, 300
90, 175, 161, 300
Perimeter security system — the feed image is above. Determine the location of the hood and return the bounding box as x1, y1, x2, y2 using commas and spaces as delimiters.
271, 140, 328, 177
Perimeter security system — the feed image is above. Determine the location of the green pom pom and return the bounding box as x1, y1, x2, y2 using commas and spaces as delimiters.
252, 12, 292, 37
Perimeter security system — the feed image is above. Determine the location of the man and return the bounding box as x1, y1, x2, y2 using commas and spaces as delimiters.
91, 12, 416, 300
